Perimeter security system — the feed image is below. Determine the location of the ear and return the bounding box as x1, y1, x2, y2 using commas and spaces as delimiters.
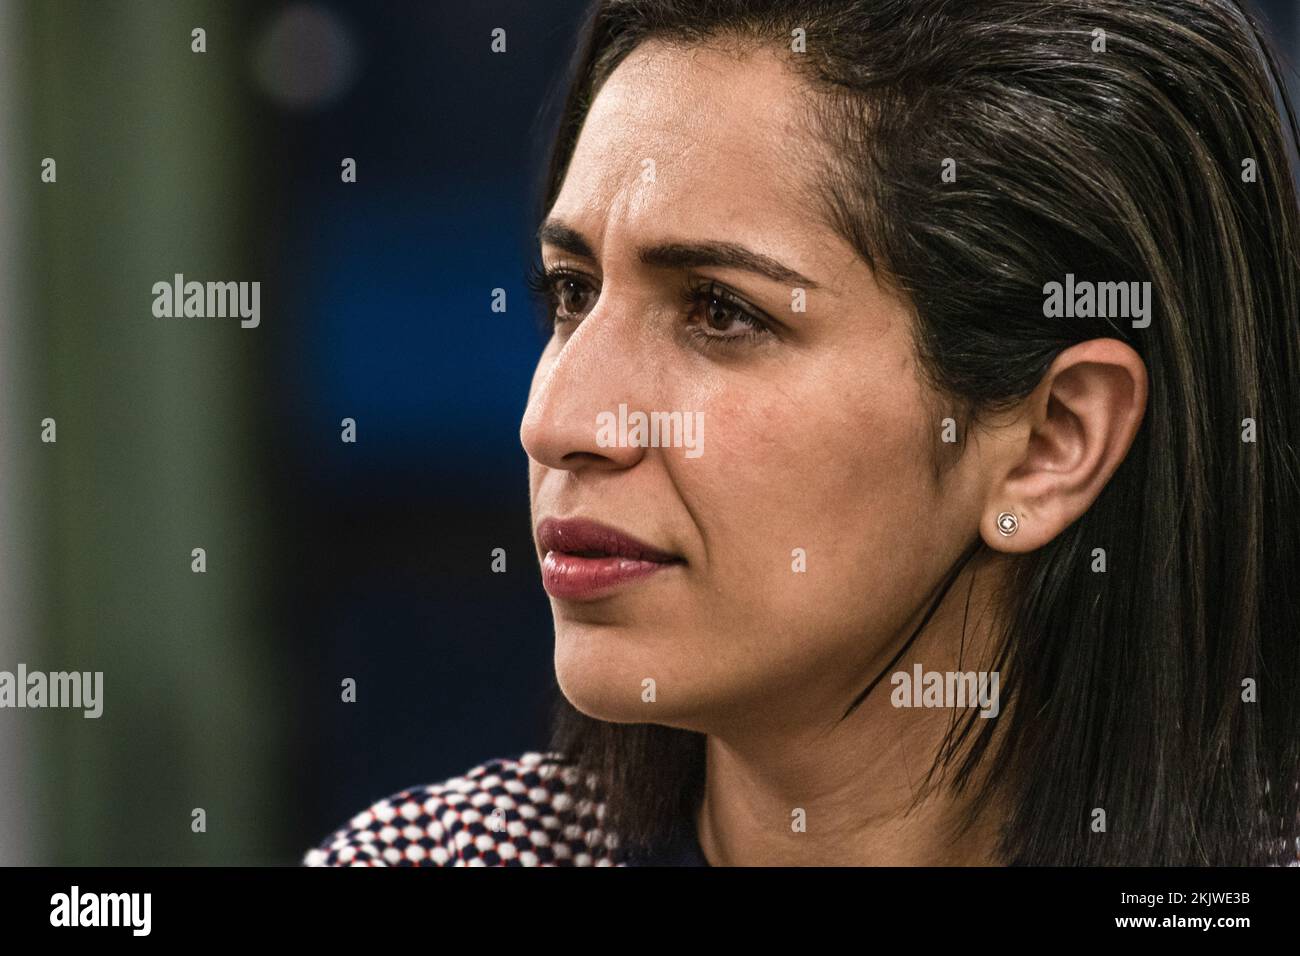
977, 338, 1148, 552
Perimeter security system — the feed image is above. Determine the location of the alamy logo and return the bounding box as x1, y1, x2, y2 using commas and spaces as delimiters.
0, 664, 103, 718
50, 886, 151, 936
596, 403, 704, 459
891, 664, 1000, 718
1042, 273, 1152, 328
152, 273, 261, 328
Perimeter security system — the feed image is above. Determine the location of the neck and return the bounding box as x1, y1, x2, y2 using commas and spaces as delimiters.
694, 549, 1011, 866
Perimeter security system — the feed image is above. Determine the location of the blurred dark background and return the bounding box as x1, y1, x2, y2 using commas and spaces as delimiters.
0, 0, 1296, 864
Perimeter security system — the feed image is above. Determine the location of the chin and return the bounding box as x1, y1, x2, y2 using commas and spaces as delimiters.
552, 621, 709, 726
553, 626, 648, 723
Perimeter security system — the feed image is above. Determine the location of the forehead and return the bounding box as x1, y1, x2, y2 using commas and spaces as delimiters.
548, 39, 827, 259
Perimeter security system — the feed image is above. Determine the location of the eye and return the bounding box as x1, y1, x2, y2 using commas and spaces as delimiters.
682, 280, 774, 347
525, 263, 777, 349
525, 262, 597, 329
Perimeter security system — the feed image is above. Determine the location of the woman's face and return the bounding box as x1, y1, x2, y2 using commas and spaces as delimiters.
521, 40, 987, 735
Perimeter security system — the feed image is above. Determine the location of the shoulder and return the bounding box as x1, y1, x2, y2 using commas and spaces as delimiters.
302, 751, 621, 867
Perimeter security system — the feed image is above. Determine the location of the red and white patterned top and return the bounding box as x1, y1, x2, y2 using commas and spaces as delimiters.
303, 751, 623, 867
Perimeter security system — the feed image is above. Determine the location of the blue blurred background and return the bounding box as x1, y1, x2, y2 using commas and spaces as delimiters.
0, 0, 1296, 864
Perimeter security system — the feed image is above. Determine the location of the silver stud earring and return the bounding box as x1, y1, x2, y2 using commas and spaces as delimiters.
996, 512, 1019, 536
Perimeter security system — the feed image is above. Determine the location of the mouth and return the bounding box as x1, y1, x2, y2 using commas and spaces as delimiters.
535, 516, 684, 601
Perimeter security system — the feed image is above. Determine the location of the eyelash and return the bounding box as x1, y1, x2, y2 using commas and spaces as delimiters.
524, 262, 774, 348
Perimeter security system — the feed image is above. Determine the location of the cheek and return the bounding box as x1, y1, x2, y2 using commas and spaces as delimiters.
691, 377, 935, 554
678, 360, 944, 632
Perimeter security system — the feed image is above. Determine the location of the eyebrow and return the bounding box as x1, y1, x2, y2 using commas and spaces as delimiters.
536, 218, 820, 289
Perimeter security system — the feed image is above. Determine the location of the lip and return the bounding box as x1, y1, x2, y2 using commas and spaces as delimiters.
536, 516, 683, 601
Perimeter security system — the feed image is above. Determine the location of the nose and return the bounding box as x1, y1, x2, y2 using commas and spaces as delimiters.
520, 300, 649, 474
